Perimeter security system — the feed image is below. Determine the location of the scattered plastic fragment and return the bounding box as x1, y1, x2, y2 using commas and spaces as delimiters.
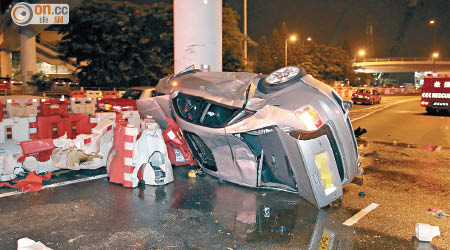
263, 206, 271, 218
17, 238, 52, 250
427, 208, 448, 218
188, 168, 202, 178
278, 226, 287, 234
343, 203, 379, 226
354, 127, 367, 138
0, 171, 51, 192
362, 151, 378, 157
415, 223, 440, 242
358, 192, 365, 197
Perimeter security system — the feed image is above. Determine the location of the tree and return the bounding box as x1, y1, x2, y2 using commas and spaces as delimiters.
57, 1, 173, 88
222, 7, 256, 72
57, 1, 252, 87
255, 35, 273, 74
254, 23, 357, 84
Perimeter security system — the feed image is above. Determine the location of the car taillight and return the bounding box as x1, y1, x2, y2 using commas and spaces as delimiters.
98, 103, 105, 108
364, 96, 370, 99
295, 106, 323, 131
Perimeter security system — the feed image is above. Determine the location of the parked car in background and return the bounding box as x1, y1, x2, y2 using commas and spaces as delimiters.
351, 88, 381, 105
139, 66, 361, 208
97, 86, 155, 112
0, 77, 11, 93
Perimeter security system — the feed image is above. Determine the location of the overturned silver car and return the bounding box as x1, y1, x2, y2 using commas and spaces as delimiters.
138, 66, 361, 208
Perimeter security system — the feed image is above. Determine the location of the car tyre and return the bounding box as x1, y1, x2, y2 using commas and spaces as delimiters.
426, 107, 436, 115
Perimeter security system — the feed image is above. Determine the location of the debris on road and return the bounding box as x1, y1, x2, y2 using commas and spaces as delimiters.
17, 238, 52, 250
343, 203, 379, 226
358, 191, 365, 197
354, 126, 367, 138
415, 223, 440, 242
0, 171, 51, 192
427, 208, 449, 218
362, 151, 379, 157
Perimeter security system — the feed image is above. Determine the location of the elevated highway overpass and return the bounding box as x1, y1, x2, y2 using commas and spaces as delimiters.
353, 58, 450, 73
0, 0, 81, 81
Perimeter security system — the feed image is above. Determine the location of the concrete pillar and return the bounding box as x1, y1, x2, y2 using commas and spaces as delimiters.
19, 28, 36, 82
0, 50, 12, 78
174, 0, 222, 73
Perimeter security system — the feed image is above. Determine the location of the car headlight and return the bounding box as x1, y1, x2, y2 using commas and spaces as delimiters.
295, 106, 323, 131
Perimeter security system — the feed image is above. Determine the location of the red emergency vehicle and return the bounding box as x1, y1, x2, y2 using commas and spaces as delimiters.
420, 75, 450, 114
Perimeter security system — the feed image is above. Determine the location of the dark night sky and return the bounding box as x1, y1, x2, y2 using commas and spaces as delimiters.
224, 0, 450, 58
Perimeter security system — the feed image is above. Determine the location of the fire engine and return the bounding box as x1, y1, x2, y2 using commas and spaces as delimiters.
420, 74, 450, 114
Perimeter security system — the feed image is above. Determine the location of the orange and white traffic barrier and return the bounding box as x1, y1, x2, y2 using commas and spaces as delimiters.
0, 117, 36, 143
40, 97, 69, 117
89, 112, 116, 124
70, 90, 86, 98
86, 90, 103, 99
107, 121, 139, 188
6, 98, 38, 118
163, 117, 197, 167
70, 97, 97, 116
102, 90, 120, 99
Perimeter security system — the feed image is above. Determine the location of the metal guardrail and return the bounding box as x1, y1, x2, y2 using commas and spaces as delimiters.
353, 57, 450, 63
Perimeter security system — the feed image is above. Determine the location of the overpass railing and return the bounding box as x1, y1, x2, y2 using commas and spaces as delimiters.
353, 57, 450, 63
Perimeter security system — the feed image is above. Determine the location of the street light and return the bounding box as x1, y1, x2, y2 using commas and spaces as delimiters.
428, 19, 437, 51
358, 49, 366, 57
285, 34, 297, 67
432, 51, 439, 59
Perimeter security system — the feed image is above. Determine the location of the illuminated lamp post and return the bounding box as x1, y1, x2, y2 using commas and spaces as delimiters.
285, 34, 297, 67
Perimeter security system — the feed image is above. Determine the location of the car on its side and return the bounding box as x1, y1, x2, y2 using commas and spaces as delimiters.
139, 66, 362, 208
351, 88, 381, 105
98, 86, 156, 112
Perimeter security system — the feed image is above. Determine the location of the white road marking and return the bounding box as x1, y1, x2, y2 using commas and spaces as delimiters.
343, 203, 379, 226
0, 174, 108, 199
350, 98, 418, 122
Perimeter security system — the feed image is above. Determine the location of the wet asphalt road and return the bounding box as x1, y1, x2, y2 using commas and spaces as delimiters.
351, 96, 450, 147
0, 95, 447, 250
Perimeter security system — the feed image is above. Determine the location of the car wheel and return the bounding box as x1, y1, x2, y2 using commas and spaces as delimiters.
426, 107, 436, 114
258, 66, 307, 94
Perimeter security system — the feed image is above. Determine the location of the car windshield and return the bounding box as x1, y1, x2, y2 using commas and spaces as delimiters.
0, 77, 10, 81
53, 78, 72, 82
122, 89, 143, 99
357, 89, 370, 94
